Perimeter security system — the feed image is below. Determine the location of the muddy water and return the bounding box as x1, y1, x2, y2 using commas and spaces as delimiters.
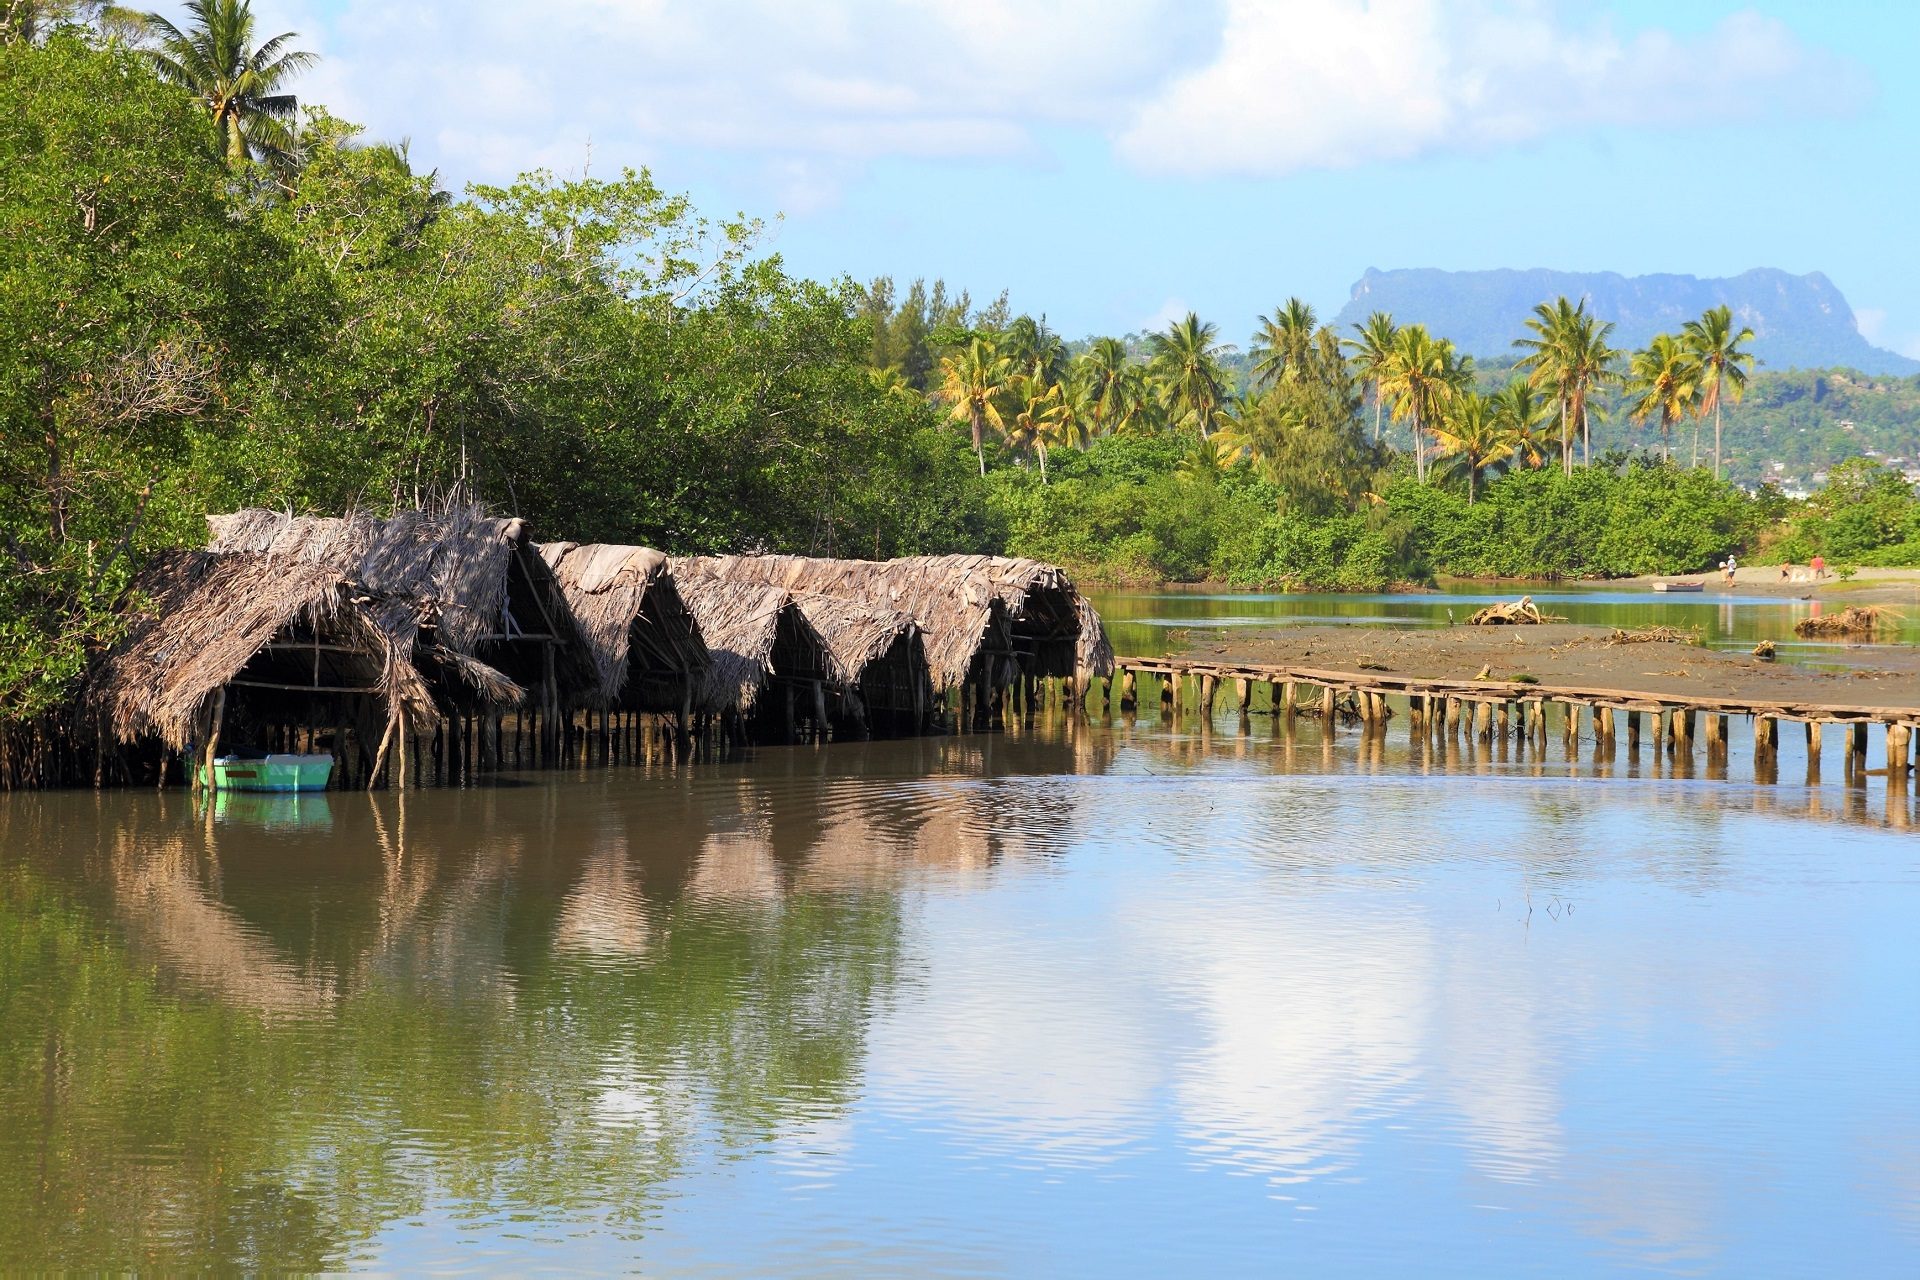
3, 717, 1918, 1274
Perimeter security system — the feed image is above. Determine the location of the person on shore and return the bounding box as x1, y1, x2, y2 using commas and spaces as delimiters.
1722, 554, 1738, 585
1811, 553, 1826, 580
1780, 562, 1794, 581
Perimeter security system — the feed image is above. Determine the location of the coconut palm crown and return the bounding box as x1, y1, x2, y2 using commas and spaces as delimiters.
139, 0, 314, 174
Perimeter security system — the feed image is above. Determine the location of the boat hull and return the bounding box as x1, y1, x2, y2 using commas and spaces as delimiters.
199, 754, 334, 792
1652, 582, 1704, 593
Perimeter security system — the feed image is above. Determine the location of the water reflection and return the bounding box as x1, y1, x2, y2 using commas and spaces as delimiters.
0, 720, 1915, 1274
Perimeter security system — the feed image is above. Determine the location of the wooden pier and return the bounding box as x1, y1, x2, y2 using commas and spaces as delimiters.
1101, 655, 1920, 780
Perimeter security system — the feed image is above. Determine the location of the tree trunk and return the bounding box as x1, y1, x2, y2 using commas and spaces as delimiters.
970, 404, 986, 476
1559, 398, 1570, 477
1373, 383, 1383, 443
1714, 392, 1723, 480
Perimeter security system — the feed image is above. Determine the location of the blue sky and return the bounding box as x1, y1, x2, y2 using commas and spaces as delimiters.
250, 1, 1916, 353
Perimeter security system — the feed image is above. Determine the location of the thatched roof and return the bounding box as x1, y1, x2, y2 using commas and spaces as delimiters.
207, 506, 592, 701
90, 550, 436, 750
538, 542, 708, 710
671, 553, 1111, 687
772, 591, 919, 687
674, 577, 828, 715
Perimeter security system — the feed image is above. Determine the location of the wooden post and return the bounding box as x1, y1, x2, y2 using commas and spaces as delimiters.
1888, 722, 1910, 774
1320, 685, 1336, 722
1674, 709, 1695, 754
1159, 672, 1174, 719
1121, 668, 1138, 711
1850, 720, 1869, 766
1805, 720, 1822, 755
1755, 715, 1778, 757
1235, 677, 1252, 716
1282, 682, 1297, 724
199, 688, 227, 793
368, 714, 397, 790
1706, 714, 1725, 752
1626, 709, 1642, 750
1597, 705, 1615, 745
1200, 674, 1218, 719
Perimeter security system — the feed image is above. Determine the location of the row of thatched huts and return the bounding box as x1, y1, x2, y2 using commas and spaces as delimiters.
67, 507, 1112, 789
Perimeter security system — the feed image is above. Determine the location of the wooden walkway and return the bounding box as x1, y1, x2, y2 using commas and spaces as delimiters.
1103, 655, 1920, 773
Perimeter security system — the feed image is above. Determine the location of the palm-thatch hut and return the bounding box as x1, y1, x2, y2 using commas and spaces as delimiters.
538, 542, 708, 715
674, 577, 835, 742
207, 506, 592, 717
88, 550, 437, 788
670, 553, 1111, 704
784, 592, 932, 737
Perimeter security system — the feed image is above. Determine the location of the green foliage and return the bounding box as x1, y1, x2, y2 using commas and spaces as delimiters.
0, 32, 288, 718
1766, 458, 1920, 565
1387, 460, 1759, 578
0, 38, 997, 730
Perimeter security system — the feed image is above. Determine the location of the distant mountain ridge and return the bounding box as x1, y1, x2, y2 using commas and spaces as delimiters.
1331, 267, 1920, 376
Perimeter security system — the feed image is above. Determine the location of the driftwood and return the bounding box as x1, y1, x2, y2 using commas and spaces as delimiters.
1467, 596, 1565, 626
1606, 625, 1702, 646
1795, 605, 1897, 638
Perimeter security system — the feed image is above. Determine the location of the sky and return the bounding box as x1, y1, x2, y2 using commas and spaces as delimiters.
231, 1, 1919, 353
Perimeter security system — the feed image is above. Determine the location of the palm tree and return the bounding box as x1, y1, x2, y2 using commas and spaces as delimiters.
1379, 325, 1467, 483
1624, 334, 1700, 462
1682, 304, 1755, 479
1147, 312, 1231, 436
1250, 297, 1317, 388
138, 0, 315, 175
1515, 296, 1621, 474
1077, 337, 1134, 436
1428, 392, 1513, 503
937, 338, 1012, 476
1489, 376, 1559, 470
1343, 311, 1399, 443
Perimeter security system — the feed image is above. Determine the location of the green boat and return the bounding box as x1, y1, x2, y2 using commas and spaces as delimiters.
198, 753, 334, 793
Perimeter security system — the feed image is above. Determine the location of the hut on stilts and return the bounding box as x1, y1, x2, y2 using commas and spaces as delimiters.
673, 577, 837, 745
786, 593, 934, 738
670, 554, 1112, 728
207, 506, 594, 778
539, 542, 710, 757
87, 551, 438, 790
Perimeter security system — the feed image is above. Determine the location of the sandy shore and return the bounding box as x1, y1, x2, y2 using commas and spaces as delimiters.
1170, 622, 1920, 713
1603, 565, 1920, 605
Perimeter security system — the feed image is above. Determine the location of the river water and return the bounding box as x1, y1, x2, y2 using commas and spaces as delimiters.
2, 591, 1917, 1275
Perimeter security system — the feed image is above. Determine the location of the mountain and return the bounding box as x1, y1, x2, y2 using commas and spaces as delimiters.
1331, 267, 1920, 375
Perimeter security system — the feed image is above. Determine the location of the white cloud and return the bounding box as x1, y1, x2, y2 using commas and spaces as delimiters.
1114, 1, 1864, 178
237, 1, 1860, 198
246, 0, 1216, 183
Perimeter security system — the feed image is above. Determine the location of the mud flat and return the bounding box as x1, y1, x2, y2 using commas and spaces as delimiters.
1169, 622, 1920, 714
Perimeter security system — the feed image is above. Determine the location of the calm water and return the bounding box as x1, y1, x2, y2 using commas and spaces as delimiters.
3, 711, 1918, 1274
1092, 582, 1920, 668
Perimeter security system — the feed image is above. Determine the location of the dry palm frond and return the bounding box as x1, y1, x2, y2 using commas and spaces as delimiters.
539, 542, 708, 710
673, 553, 1111, 690
208, 505, 591, 703
674, 578, 831, 715
88, 550, 436, 750
1795, 605, 1898, 637
1605, 625, 1702, 646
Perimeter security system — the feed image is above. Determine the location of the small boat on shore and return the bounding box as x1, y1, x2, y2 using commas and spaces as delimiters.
198, 753, 334, 792
1652, 581, 1704, 593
